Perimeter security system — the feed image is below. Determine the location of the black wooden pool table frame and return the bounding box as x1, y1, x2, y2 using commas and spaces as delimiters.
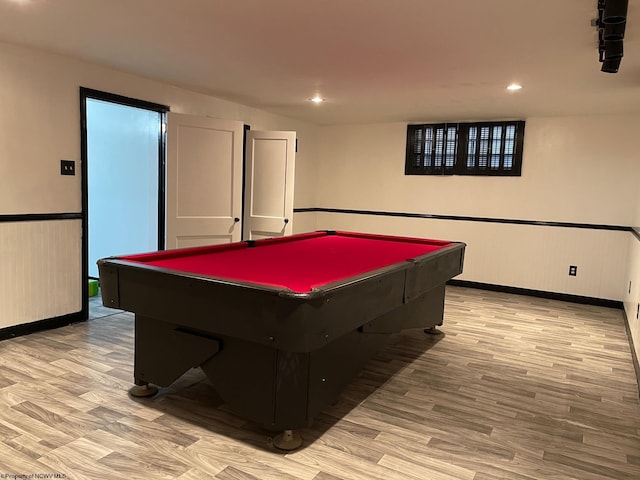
98, 231, 465, 449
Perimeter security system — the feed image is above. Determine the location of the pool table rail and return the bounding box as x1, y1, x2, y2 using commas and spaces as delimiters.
97, 241, 464, 354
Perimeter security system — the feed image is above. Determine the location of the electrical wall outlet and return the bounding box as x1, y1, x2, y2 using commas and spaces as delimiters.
568, 265, 577, 276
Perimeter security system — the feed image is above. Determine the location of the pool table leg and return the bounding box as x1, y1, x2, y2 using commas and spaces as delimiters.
424, 323, 444, 335
129, 381, 159, 398
272, 429, 303, 451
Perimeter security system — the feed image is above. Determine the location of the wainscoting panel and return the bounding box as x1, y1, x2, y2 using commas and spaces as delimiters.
312, 211, 628, 301
0, 219, 82, 329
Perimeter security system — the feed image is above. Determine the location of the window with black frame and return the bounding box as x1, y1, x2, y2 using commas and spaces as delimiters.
405, 120, 525, 176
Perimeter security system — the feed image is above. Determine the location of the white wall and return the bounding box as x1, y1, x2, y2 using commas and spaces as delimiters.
313, 117, 638, 223
1, 36, 639, 345
0, 40, 317, 216
314, 213, 628, 301
0, 40, 317, 328
624, 236, 640, 363
623, 182, 640, 365
310, 115, 640, 302
0, 220, 81, 328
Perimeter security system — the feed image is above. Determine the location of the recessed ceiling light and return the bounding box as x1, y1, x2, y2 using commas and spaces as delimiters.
310, 96, 324, 104
506, 83, 523, 91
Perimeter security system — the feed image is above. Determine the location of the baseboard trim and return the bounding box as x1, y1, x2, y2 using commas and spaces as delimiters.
621, 308, 640, 398
0, 311, 85, 342
448, 279, 623, 309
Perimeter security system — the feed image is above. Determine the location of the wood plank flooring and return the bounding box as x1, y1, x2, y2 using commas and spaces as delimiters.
0, 286, 638, 479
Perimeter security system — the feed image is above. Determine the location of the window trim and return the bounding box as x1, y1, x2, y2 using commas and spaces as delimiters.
405, 120, 525, 176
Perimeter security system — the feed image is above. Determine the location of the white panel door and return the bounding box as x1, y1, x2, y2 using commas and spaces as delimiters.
243, 131, 296, 240
166, 113, 243, 248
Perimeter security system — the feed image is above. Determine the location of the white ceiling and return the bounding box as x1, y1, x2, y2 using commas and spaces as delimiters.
0, 0, 638, 125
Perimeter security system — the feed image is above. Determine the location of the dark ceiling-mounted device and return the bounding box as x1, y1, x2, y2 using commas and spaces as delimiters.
596, 0, 628, 73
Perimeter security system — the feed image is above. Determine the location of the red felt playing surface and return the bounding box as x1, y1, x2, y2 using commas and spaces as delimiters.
125, 232, 450, 293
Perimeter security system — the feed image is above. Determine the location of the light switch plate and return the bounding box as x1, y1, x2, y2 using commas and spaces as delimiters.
61, 160, 75, 176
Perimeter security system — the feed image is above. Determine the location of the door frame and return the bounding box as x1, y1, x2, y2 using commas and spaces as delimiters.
241, 124, 251, 240
79, 87, 170, 319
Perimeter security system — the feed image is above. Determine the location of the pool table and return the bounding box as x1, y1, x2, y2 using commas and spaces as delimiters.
98, 230, 465, 448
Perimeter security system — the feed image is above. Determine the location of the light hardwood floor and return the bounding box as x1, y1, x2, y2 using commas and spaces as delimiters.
0, 286, 639, 479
